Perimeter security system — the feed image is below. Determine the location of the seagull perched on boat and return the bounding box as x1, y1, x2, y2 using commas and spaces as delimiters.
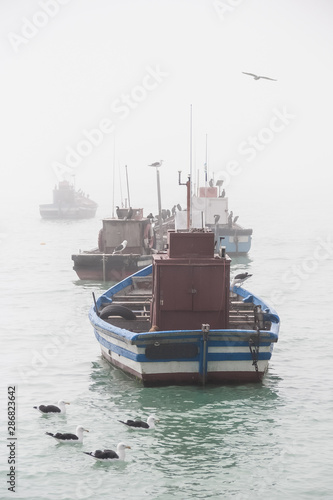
83, 443, 131, 461
214, 214, 220, 224
148, 160, 163, 168
231, 272, 252, 288
112, 240, 127, 254
126, 207, 133, 219
45, 425, 89, 443
233, 215, 239, 223
34, 400, 70, 414
242, 72, 277, 81
118, 415, 159, 429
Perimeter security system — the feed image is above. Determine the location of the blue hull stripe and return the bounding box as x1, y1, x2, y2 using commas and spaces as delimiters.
95, 330, 271, 363
95, 327, 273, 347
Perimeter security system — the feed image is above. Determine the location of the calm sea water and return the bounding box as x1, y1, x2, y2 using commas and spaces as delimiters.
1, 188, 333, 500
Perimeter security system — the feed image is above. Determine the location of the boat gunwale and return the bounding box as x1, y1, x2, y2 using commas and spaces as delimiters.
90, 264, 280, 345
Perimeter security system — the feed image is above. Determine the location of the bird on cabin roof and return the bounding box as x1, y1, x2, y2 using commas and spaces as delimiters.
126, 207, 133, 219
112, 240, 127, 254
242, 72, 277, 81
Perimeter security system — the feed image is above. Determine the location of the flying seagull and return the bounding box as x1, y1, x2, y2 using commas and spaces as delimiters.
231, 272, 253, 288
148, 160, 163, 167
119, 415, 159, 429
45, 425, 89, 443
112, 240, 127, 254
242, 72, 277, 81
83, 443, 131, 461
34, 400, 70, 414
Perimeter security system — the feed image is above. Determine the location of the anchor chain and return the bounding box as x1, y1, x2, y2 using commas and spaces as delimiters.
249, 305, 263, 375
249, 333, 260, 373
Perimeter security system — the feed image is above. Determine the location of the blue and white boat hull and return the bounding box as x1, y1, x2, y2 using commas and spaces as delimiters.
89, 264, 279, 386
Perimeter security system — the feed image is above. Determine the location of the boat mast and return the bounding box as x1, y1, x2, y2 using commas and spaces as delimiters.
205, 133, 208, 226
156, 166, 163, 250
125, 164, 131, 208
205, 133, 208, 186
189, 104, 193, 229
112, 135, 116, 218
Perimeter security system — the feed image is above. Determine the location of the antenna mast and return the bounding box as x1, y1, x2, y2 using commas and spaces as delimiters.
189, 104, 193, 228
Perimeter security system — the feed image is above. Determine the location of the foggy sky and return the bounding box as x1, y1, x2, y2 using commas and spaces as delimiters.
1, 0, 332, 216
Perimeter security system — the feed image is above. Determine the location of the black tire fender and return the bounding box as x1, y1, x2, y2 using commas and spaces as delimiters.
99, 304, 136, 320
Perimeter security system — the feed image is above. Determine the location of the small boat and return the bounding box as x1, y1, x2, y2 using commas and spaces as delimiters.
89, 229, 279, 386
72, 208, 157, 282
39, 181, 98, 219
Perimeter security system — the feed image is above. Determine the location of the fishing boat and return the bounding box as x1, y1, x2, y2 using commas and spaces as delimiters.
177, 180, 253, 255
72, 208, 157, 282
89, 229, 279, 386
39, 181, 98, 219
194, 182, 252, 255
159, 176, 252, 255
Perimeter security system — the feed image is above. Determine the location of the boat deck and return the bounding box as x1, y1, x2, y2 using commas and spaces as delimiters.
99, 276, 266, 332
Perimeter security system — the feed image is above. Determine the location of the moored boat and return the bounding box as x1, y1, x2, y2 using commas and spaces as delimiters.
179, 181, 253, 255
40, 181, 98, 219
89, 229, 279, 386
72, 208, 156, 282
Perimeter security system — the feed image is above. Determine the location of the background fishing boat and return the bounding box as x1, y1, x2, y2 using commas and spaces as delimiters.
71, 207, 156, 282
197, 181, 253, 254
178, 179, 253, 255
39, 180, 98, 219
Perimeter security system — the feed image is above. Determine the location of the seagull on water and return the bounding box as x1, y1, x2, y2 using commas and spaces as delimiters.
45, 425, 89, 443
231, 272, 252, 288
83, 443, 131, 461
112, 240, 127, 254
148, 160, 163, 167
119, 415, 159, 429
33, 400, 70, 414
242, 72, 277, 81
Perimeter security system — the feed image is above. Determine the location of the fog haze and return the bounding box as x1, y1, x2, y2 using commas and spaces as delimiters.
1, 0, 332, 217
